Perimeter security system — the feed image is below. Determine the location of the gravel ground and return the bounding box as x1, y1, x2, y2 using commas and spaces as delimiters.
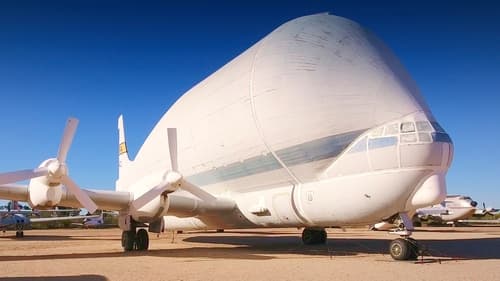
0, 226, 499, 281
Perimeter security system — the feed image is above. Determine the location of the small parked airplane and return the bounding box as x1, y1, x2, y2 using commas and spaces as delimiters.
372, 195, 477, 229
0, 201, 98, 237
0, 13, 453, 260
417, 195, 478, 223
72, 211, 118, 228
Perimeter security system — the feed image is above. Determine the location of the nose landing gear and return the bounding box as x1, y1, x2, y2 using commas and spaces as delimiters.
389, 212, 420, 260
389, 237, 419, 260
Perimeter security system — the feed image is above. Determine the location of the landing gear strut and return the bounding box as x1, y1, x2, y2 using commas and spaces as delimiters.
389, 212, 420, 260
121, 228, 149, 251
301, 228, 327, 245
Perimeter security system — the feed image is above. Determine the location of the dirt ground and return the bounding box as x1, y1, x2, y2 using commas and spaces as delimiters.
0, 226, 499, 281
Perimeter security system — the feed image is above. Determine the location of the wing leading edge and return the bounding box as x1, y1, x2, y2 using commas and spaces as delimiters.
0, 184, 132, 211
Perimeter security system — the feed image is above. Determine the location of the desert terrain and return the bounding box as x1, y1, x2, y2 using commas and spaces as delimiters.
0, 226, 499, 281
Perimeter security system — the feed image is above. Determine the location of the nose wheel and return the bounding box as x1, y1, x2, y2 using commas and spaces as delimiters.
389, 238, 419, 260
389, 212, 420, 260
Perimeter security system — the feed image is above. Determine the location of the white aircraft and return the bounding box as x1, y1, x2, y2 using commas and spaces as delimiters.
72, 211, 117, 228
0, 13, 453, 260
372, 195, 477, 229
417, 195, 478, 223
72, 213, 104, 228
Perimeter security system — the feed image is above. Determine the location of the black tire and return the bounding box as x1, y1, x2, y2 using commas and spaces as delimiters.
122, 231, 136, 251
19, 231, 24, 238
318, 229, 327, 244
302, 228, 315, 244
15, 232, 20, 238
302, 229, 327, 245
406, 238, 419, 260
136, 229, 149, 251
389, 238, 410, 260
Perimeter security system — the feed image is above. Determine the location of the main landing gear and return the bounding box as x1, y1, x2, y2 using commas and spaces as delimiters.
122, 228, 149, 251
389, 213, 420, 260
301, 228, 327, 245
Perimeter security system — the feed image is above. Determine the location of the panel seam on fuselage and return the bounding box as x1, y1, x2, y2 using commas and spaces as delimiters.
248, 38, 301, 185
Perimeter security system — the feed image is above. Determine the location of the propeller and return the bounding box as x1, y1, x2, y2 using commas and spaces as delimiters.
0, 118, 98, 213
0, 167, 49, 185
131, 128, 215, 210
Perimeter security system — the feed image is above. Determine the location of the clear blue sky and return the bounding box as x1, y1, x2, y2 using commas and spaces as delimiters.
0, 1, 499, 207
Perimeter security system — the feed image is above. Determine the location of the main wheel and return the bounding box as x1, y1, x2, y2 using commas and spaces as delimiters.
302, 228, 315, 244
122, 231, 136, 251
136, 229, 149, 251
318, 229, 327, 244
302, 228, 327, 245
389, 238, 418, 260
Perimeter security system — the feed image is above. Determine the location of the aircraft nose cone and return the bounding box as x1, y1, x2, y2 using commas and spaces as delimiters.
471, 201, 478, 207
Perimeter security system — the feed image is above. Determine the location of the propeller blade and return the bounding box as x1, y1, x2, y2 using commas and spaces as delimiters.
131, 181, 171, 210
181, 179, 216, 202
57, 118, 79, 163
61, 176, 97, 214
0, 167, 48, 185
167, 128, 178, 172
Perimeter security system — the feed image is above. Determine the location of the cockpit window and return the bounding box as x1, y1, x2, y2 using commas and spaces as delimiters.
418, 133, 432, 142
400, 122, 415, 133
400, 133, 417, 143
385, 123, 399, 135
416, 121, 432, 132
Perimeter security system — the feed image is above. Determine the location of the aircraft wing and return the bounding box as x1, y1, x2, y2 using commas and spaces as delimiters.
31, 215, 100, 223
0, 184, 132, 211
458, 219, 500, 224
0, 183, 233, 216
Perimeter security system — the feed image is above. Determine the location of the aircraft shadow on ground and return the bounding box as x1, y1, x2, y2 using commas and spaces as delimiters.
0, 275, 108, 281
0, 235, 498, 262
0, 234, 120, 242
184, 235, 500, 260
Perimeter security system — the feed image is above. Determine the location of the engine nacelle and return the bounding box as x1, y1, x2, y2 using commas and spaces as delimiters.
28, 177, 63, 208
130, 195, 170, 223
28, 159, 63, 208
